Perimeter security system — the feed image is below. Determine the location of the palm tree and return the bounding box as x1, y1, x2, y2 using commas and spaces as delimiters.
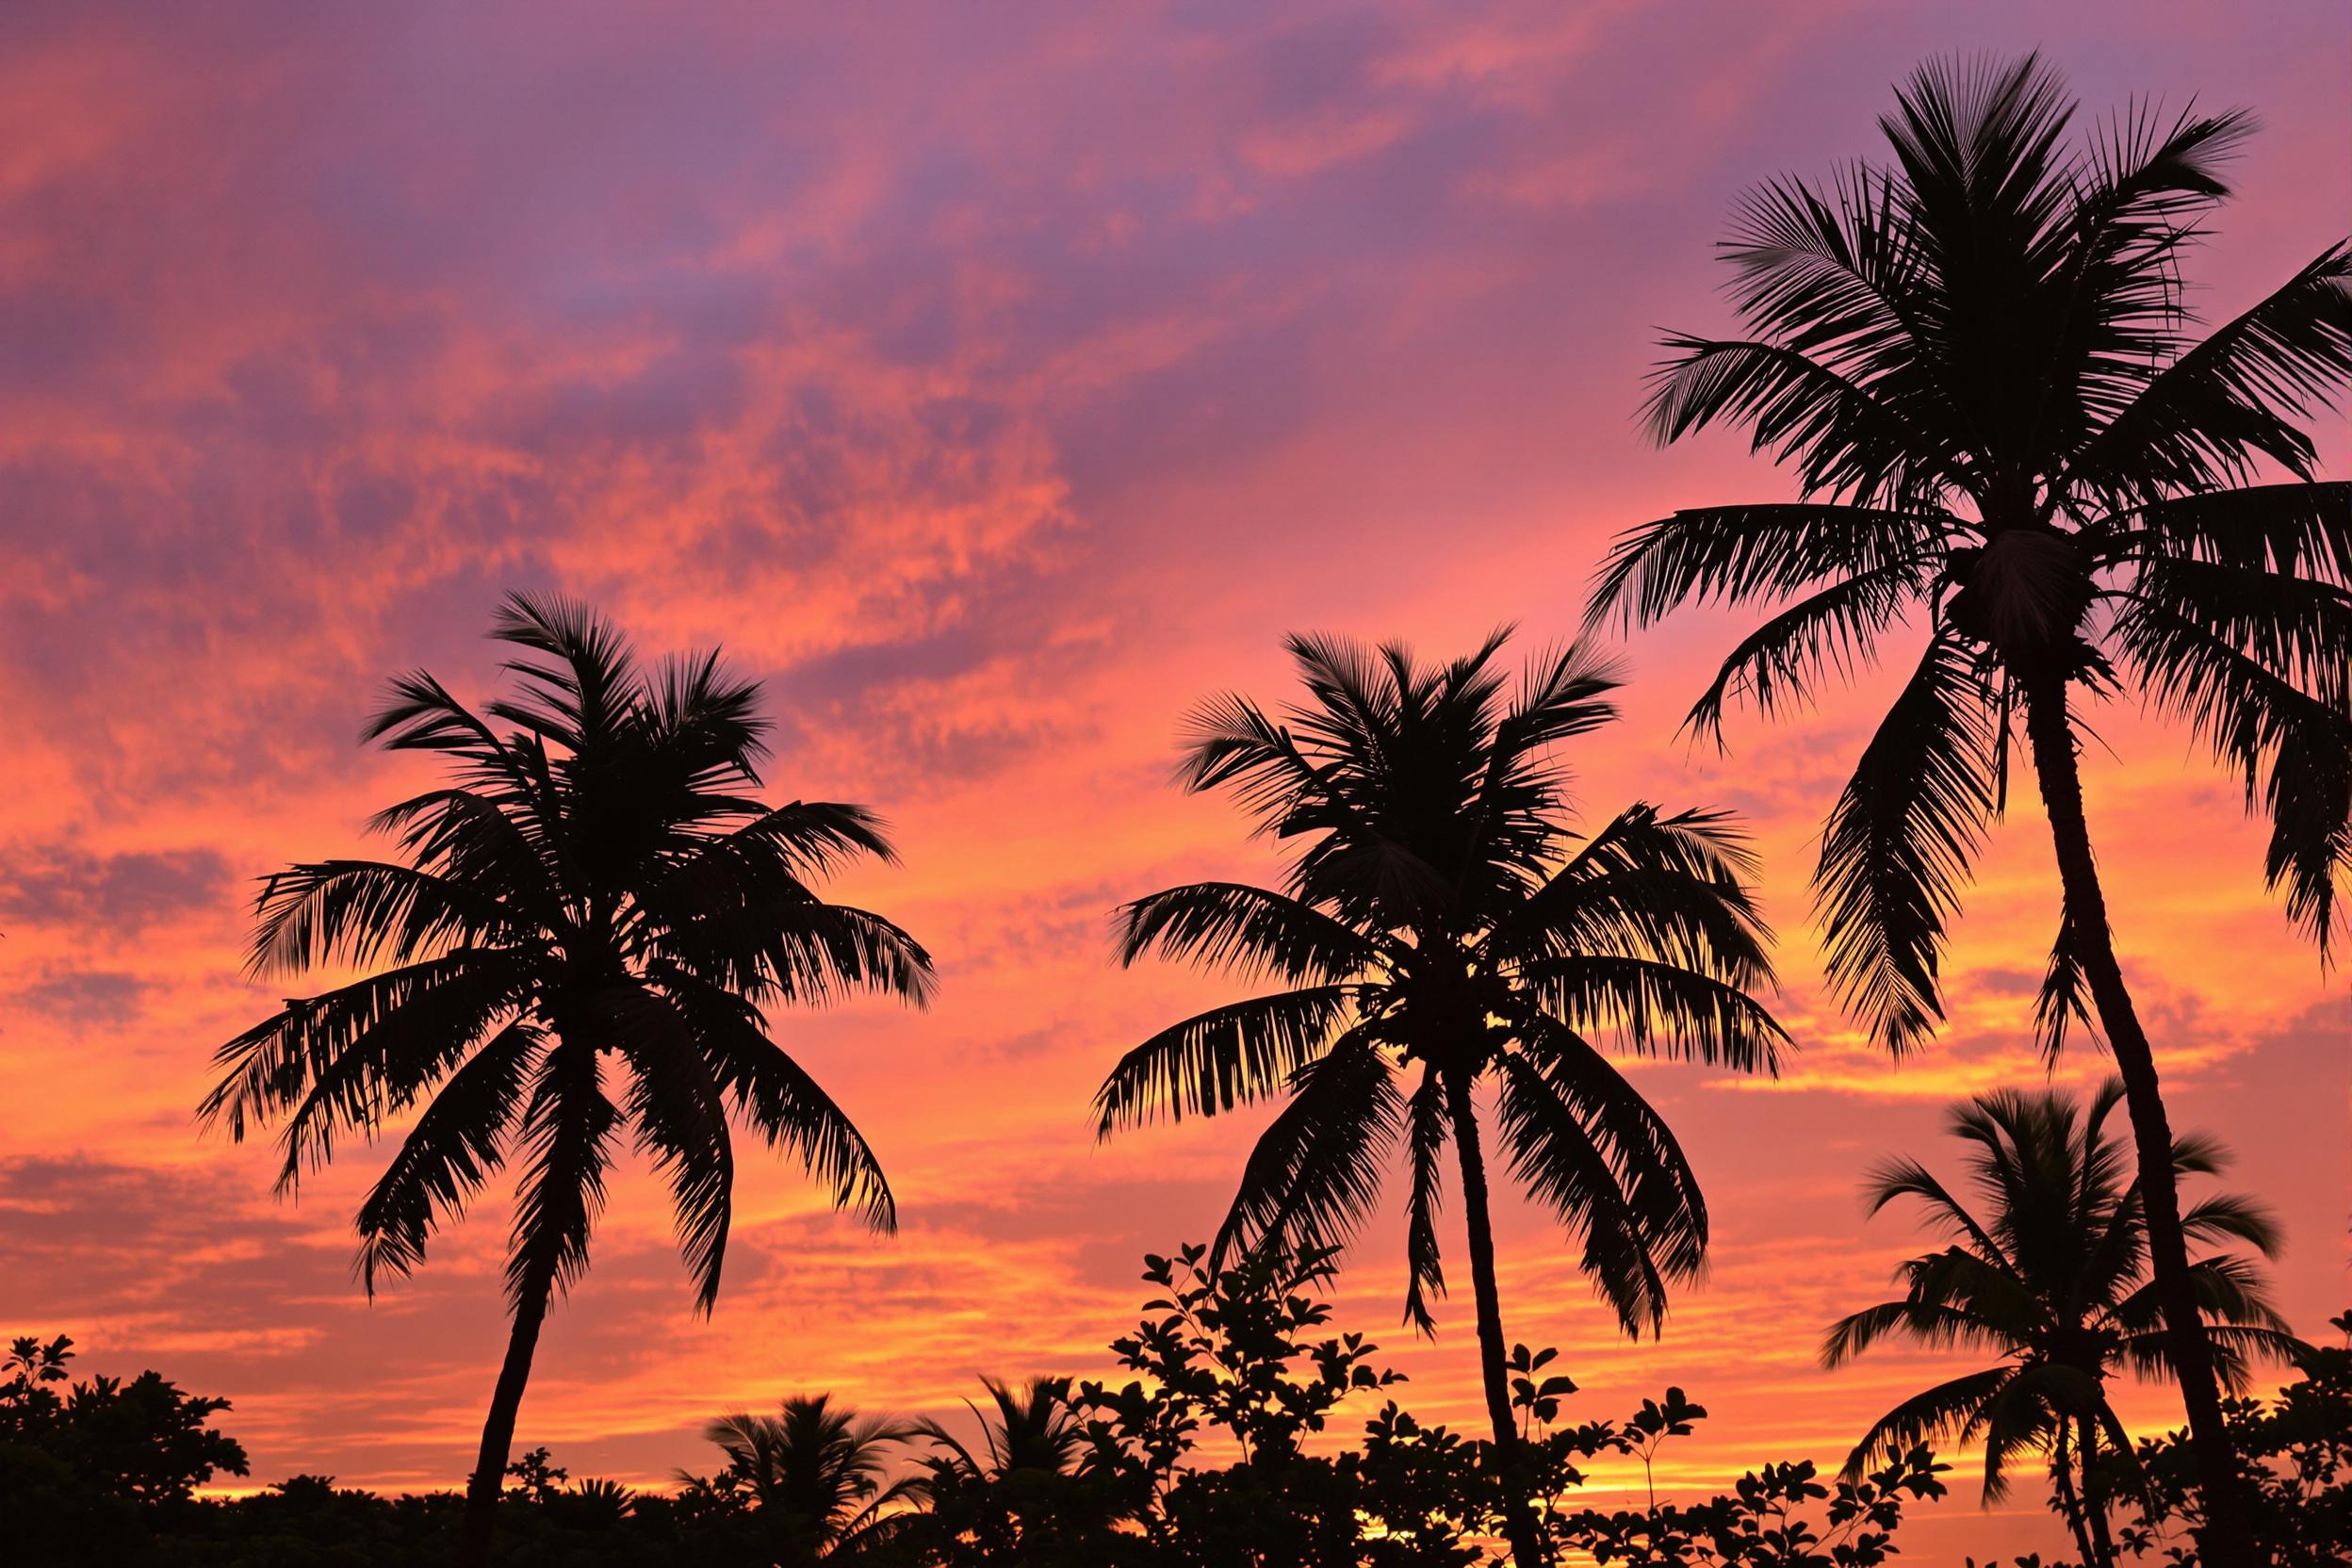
1824, 1080, 2298, 1567
198, 594, 935, 1566
701, 1395, 922, 1560
912, 1375, 1090, 1483
1585, 54, 2348, 1557
1095, 631, 1788, 1565
907, 1377, 1094, 1560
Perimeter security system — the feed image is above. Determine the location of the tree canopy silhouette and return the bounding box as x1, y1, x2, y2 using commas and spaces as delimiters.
700, 1395, 922, 1561
914, 1377, 1089, 1485
198, 593, 934, 1566
1096, 629, 1787, 1565
1823, 1080, 2298, 1566
1586, 53, 2348, 1557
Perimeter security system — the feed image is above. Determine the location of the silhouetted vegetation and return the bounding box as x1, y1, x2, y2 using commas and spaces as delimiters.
1588, 52, 2350, 1560
2112, 1311, 2352, 1566
197, 595, 936, 1564
24, 1249, 2342, 1565
690, 1396, 923, 1560
0, 1333, 249, 1562
78, 41, 2337, 1568
1, 1248, 1955, 1565
1096, 631, 1787, 1563
1821, 1082, 2301, 1567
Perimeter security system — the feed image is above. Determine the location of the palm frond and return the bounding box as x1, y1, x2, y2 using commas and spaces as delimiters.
1502, 805, 1776, 990
2127, 552, 2352, 694
1094, 986, 1355, 1133
484, 590, 642, 755
1399, 1070, 1450, 1335
1523, 954, 1788, 1073
2113, 596, 2352, 953
1720, 160, 1931, 380
1685, 559, 1931, 742
1813, 635, 1998, 1052
2115, 481, 2351, 588
1210, 1031, 1400, 1269
1114, 881, 1385, 983
598, 985, 739, 1313
2032, 909, 2098, 1062
1494, 1049, 1699, 1334
1841, 1364, 2013, 1480
506, 1042, 620, 1305
661, 970, 897, 1233
2176, 1192, 2283, 1258
1861, 1156, 2008, 1264
1512, 1012, 1710, 1253
1821, 1299, 2005, 1368
2065, 245, 2351, 503
1640, 337, 1956, 503
1970, 1362, 2088, 1501
200, 952, 526, 1155
1587, 503, 1950, 630
365, 788, 562, 922
353, 1021, 544, 1295
245, 860, 535, 979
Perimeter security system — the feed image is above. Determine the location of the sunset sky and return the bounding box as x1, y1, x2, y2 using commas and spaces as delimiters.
1, 2, 2345, 1560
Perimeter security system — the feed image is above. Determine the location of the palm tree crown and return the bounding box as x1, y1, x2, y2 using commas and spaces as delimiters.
1096, 630, 1787, 1566
199, 593, 934, 1561
1828, 1081, 2295, 1490
914, 1376, 1090, 1483
702, 1395, 921, 1557
1588, 54, 2348, 1049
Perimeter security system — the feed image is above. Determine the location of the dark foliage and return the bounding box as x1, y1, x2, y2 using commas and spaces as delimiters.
0, 1247, 2066, 1568
0, 1334, 250, 1563
1821, 1084, 2298, 1566
2111, 1313, 2352, 1567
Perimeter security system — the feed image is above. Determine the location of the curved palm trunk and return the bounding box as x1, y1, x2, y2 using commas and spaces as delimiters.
1443, 1070, 1548, 1568
459, 1254, 557, 1568
2018, 675, 2252, 1566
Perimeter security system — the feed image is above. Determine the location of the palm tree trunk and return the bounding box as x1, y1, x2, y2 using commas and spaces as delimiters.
1443, 1070, 1548, 1568
2081, 1415, 2117, 1568
2018, 674, 2252, 1567
2051, 1422, 2101, 1568
459, 1253, 557, 1568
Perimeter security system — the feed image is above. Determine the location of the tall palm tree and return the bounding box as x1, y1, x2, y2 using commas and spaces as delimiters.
1585, 54, 2348, 1557
1824, 1080, 2298, 1568
702, 1395, 922, 1560
1095, 631, 1788, 1566
198, 594, 935, 1566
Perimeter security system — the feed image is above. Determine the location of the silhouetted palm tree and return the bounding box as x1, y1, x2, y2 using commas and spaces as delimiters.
912, 1376, 1088, 1483
198, 594, 935, 1566
1586, 54, 2348, 1555
1096, 631, 1787, 1566
1824, 1080, 2298, 1568
702, 1395, 921, 1560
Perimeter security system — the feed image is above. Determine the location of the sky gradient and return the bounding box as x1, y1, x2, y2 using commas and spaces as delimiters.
1, 2, 2345, 1560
